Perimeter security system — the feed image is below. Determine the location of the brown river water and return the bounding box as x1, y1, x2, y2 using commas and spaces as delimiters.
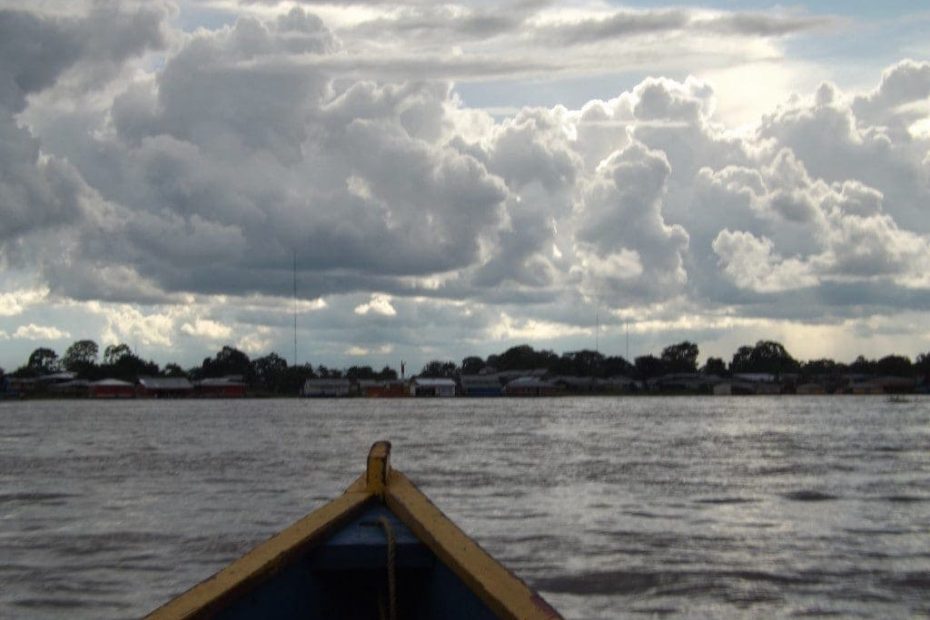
1, 396, 929, 618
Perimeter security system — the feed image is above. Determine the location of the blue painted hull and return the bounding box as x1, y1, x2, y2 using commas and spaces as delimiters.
214, 503, 498, 620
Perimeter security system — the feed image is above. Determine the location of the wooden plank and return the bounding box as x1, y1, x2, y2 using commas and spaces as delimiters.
144, 480, 372, 620
385, 470, 563, 620
366, 440, 391, 497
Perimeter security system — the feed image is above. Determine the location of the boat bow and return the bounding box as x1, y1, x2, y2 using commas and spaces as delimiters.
146, 441, 561, 620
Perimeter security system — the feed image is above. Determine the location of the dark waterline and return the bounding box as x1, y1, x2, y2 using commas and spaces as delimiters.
1, 396, 929, 619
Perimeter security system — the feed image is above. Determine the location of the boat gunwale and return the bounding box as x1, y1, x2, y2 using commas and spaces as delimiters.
144, 441, 562, 619
385, 468, 562, 620
143, 484, 374, 620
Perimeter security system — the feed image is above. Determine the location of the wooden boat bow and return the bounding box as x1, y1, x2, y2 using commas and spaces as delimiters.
146, 440, 562, 620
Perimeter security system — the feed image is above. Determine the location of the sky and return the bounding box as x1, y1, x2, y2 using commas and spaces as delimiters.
1, 0, 929, 372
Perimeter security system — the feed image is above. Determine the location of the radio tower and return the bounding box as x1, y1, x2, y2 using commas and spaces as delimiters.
293, 250, 298, 368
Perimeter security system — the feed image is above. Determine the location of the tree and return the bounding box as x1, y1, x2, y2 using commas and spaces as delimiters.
491, 345, 558, 371
284, 363, 316, 394
875, 354, 913, 377
346, 365, 377, 381
252, 353, 288, 390
802, 358, 839, 377
916, 352, 930, 379
730, 341, 799, 375
603, 355, 634, 377
555, 350, 605, 377
634, 355, 666, 380
316, 365, 342, 379
461, 356, 485, 375
27, 348, 60, 374
730, 346, 753, 372
201, 346, 252, 380
376, 366, 398, 380
849, 355, 876, 375
703, 357, 726, 376
164, 363, 188, 378
661, 341, 699, 373
103, 343, 132, 365
419, 360, 458, 378
62, 340, 99, 374
107, 351, 159, 382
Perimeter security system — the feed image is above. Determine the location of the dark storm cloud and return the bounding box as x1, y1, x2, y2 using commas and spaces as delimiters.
0, 5, 167, 246
24, 12, 511, 303
0, 6, 165, 108
0, 116, 84, 244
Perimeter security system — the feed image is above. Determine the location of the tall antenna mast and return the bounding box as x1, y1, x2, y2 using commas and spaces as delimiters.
595, 303, 599, 354
625, 320, 630, 361
293, 250, 298, 368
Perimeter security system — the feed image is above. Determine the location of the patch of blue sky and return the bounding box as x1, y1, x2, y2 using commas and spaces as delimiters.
455, 70, 679, 114
598, 3, 930, 96
174, 3, 237, 33
780, 8, 930, 89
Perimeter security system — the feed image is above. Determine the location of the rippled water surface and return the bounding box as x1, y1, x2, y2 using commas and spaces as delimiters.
1, 396, 929, 618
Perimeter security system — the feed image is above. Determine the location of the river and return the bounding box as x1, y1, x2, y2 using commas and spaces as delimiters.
1, 396, 928, 618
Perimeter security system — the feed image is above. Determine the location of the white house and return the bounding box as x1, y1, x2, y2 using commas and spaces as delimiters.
410, 377, 456, 397
303, 378, 351, 397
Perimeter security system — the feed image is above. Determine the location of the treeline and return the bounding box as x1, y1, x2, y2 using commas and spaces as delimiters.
421, 341, 930, 381
5, 341, 395, 395
5, 338, 930, 395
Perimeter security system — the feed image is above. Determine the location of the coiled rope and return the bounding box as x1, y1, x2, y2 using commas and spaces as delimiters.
377, 516, 397, 620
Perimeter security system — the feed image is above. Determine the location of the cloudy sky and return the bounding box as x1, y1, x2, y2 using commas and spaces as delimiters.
1, 0, 929, 372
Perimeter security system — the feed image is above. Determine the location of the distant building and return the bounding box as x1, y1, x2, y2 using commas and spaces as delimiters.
49, 379, 90, 397
410, 377, 456, 397
90, 379, 136, 399
732, 373, 777, 384
550, 376, 599, 393
39, 371, 77, 385
358, 380, 408, 398
460, 375, 503, 397
504, 377, 559, 397
848, 376, 915, 395
713, 382, 738, 395
303, 378, 351, 397
197, 376, 247, 398
491, 368, 549, 383
796, 383, 826, 395
713, 381, 779, 395
650, 373, 718, 392
548, 375, 637, 394
138, 376, 194, 398
601, 375, 641, 392
7, 377, 37, 395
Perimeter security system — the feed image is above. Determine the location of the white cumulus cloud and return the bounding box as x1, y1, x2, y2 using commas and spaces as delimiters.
180, 319, 233, 341
354, 294, 397, 316
12, 323, 71, 340
0, 287, 49, 317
